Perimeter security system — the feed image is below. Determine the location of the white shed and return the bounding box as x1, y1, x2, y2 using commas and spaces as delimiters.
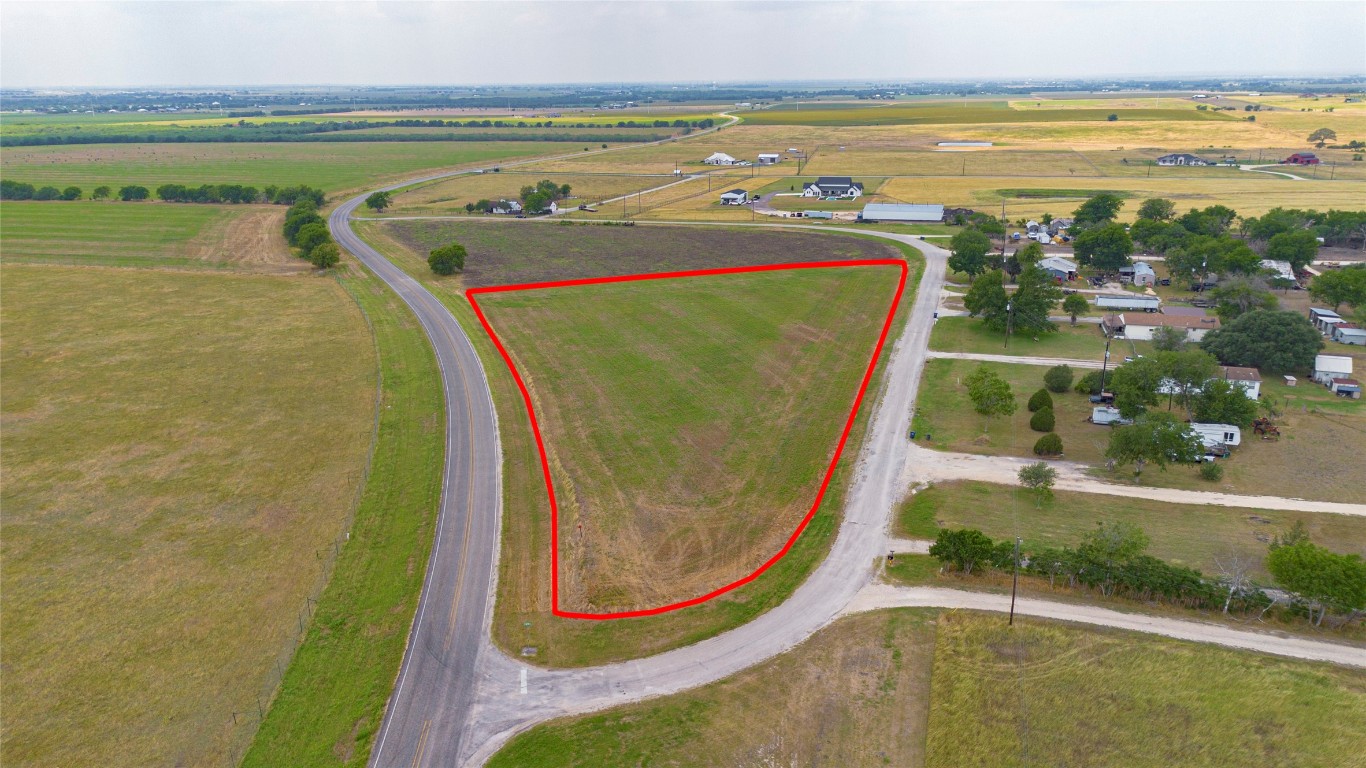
719, 189, 748, 205
1312, 355, 1353, 386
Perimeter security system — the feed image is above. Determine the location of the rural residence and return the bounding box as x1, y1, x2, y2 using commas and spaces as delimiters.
802, 177, 864, 199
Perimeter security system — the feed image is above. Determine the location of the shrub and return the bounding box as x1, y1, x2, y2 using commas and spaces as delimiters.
1044, 364, 1074, 393
1030, 406, 1056, 432
1199, 461, 1224, 482
428, 242, 467, 275
1074, 369, 1105, 396
1027, 388, 1054, 412
308, 242, 340, 269
1034, 433, 1064, 455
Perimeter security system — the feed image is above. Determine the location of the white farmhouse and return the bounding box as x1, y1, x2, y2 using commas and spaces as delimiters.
704, 152, 738, 166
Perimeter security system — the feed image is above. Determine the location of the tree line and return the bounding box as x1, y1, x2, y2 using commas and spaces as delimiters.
282, 198, 339, 269
2, 179, 325, 207
929, 521, 1365, 628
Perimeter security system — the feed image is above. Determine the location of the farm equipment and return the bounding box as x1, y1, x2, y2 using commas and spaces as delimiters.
1253, 417, 1281, 440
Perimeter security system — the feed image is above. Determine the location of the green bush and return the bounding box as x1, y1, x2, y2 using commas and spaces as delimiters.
1027, 388, 1054, 412
1030, 406, 1056, 432
1033, 433, 1064, 455
1199, 461, 1224, 482
1074, 369, 1105, 396
428, 242, 467, 275
1044, 364, 1074, 393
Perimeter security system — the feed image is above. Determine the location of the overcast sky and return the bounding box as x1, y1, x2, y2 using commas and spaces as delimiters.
2, 1, 1362, 89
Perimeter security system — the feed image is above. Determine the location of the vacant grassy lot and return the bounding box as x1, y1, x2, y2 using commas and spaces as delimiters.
489, 609, 939, 767
242, 263, 445, 768
1, 265, 376, 767
898, 481, 1366, 579
0, 141, 570, 193
385, 171, 679, 214
477, 265, 903, 612
0, 201, 295, 270
355, 221, 919, 666
375, 218, 900, 287
741, 101, 1231, 127
926, 612, 1366, 768
929, 316, 1108, 359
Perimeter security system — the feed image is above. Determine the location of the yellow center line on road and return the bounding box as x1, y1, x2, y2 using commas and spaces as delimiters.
441, 313, 482, 655
410, 719, 431, 768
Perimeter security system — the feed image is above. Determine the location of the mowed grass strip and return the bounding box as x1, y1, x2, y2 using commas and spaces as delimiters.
0, 200, 293, 270
898, 481, 1366, 579
925, 612, 1366, 768
0, 141, 572, 194
0, 265, 376, 768
476, 266, 903, 613
928, 316, 1108, 358
488, 609, 939, 768
242, 264, 444, 767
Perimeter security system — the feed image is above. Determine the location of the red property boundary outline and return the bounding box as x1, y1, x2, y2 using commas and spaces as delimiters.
467, 259, 908, 619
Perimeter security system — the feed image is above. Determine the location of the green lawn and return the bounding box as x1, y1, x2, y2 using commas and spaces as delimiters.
929, 315, 1110, 359
0, 200, 243, 268
476, 265, 904, 614
242, 263, 445, 767
926, 612, 1366, 768
0, 141, 571, 194
1, 264, 376, 768
897, 481, 1366, 579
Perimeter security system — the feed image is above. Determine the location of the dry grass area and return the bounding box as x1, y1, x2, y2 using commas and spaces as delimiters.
0, 265, 377, 767
476, 265, 902, 612
912, 357, 1366, 503
926, 612, 1366, 768
386, 171, 679, 214
488, 609, 939, 768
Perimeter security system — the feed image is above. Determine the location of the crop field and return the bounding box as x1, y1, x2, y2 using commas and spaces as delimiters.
898, 481, 1366, 579
739, 101, 1233, 127
476, 264, 903, 613
925, 612, 1366, 768
384, 171, 682, 214
0, 201, 295, 270
355, 220, 918, 665
0, 264, 376, 767
488, 608, 1365, 767
912, 357, 1366, 503
0, 141, 572, 193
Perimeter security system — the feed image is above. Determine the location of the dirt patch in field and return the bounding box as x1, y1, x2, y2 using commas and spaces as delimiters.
378, 219, 901, 287
187, 207, 303, 272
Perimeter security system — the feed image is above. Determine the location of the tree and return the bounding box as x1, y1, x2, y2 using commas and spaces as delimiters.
1307, 127, 1337, 147
1109, 356, 1167, 418
1162, 348, 1219, 415
963, 269, 1008, 323
1136, 197, 1176, 222
1079, 521, 1150, 596
1266, 540, 1366, 626
948, 228, 993, 281
1015, 241, 1045, 266
365, 191, 393, 212
1266, 230, 1319, 273
1309, 265, 1366, 312
1072, 193, 1124, 227
1004, 265, 1064, 336
1192, 379, 1258, 427
1072, 223, 1133, 271
294, 223, 330, 256
964, 365, 1017, 431
1106, 113, 1119, 122
1044, 364, 1074, 393
60, 186, 83, 201
1213, 549, 1255, 613
33, 186, 61, 200
428, 242, 467, 275
929, 529, 996, 575
1150, 325, 1188, 352
118, 185, 149, 201
464, 202, 476, 214
1200, 461, 1224, 483
1027, 388, 1054, 412
1212, 276, 1278, 321
91, 186, 111, 200
1029, 407, 1055, 432
308, 241, 340, 269
1018, 461, 1057, 507
1033, 433, 1064, 456
284, 211, 324, 245
1061, 293, 1089, 325
1074, 369, 1105, 396
1200, 310, 1323, 374
1105, 412, 1204, 475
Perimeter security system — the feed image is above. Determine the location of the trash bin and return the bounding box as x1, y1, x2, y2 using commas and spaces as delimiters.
909, 430, 917, 440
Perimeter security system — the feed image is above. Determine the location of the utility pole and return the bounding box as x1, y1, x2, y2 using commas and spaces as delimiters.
1008, 536, 1021, 626
1004, 299, 1014, 350
1099, 335, 1113, 392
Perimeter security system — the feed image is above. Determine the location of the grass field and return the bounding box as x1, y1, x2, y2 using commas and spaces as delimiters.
898, 481, 1366, 579
911, 357, 1366, 503
925, 612, 1366, 768
385, 171, 680, 214
740, 101, 1233, 127
476, 265, 903, 612
488, 609, 939, 767
488, 607, 1366, 767
355, 220, 920, 666
0, 264, 376, 768
241, 263, 446, 767
928, 317, 1109, 359
0, 201, 295, 270
0, 141, 573, 194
